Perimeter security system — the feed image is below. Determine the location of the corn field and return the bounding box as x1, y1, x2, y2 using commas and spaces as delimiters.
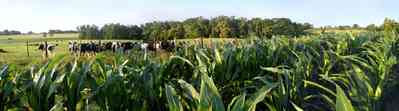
1, 32, 399, 111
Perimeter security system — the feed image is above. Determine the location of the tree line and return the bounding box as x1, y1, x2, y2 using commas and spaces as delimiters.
48, 29, 78, 34
318, 24, 384, 32
382, 18, 399, 35
317, 18, 399, 33
77, 16, 313, 40
0, 29, 78, 36
0, 30, 22, 35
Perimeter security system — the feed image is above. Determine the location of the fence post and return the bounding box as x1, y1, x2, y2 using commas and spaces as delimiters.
45, 41, 48, 58
26, 41, 30, 56
43, 33, 48, 58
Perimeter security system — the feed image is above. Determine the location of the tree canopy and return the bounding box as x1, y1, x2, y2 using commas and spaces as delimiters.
77, 16, 313, 40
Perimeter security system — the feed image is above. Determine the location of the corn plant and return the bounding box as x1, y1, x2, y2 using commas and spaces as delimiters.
0, 32, 398, 111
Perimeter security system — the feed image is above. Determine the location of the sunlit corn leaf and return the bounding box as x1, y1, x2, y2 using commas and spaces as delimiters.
246, 83, 279, 111
198, 73, 225, 111
304, 80, 335, 96
214, 48, 222, 64
291, 101, 304, 111
228, 94, 246, 111
336, 85, 355, 111
165, 85, 183, 111
0, 65, 8, 80
178, 79, 199, 101
170, 56, 195, 68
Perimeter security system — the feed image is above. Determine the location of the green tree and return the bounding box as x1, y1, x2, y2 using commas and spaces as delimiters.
383, 18, 399, 36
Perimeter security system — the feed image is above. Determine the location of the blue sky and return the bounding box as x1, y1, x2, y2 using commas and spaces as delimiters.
0, 0, 396, 32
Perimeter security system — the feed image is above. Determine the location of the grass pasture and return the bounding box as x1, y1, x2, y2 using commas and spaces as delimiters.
0, 33, 240, 66
0, 33, 77, 66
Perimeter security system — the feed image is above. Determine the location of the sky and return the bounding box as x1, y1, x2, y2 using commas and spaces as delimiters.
0, 0, 397, 32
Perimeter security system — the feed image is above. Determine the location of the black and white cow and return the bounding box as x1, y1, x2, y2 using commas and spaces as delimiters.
160, 40, 176, 51
38, 43, 57, 57
68, 41, 79, 55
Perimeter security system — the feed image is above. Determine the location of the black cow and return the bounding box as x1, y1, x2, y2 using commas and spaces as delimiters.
121, 42, 135, 54
160, 40, 176, 51
78, 43, 96, 56
103, 42, 113, 51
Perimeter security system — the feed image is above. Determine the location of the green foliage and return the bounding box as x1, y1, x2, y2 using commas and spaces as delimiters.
383, 18, 399, 36
1, 32, 399, 111
336, 85, 354, 111
77, 24, 100, 39
77, 16, 313, 40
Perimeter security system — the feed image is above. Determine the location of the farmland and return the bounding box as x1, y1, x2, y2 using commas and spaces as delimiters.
4, 0, 399, 110
0, 33, 237, 66
1, 30, 399, 110
0, 33, 77, 66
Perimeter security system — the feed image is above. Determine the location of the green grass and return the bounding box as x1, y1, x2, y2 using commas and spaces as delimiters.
0, 33, 239, 66
0, 33, 76, 66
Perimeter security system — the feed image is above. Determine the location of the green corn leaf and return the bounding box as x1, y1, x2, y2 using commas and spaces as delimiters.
304, 80, 336, 96
170, 56, 195, 68
198, 73, 225, 111
261, 67, 285, 74
228, 94, 246, 111
246, 83, 279, 111
291, 101, 304, 111
178, 79, 199, 101
0, 65, 8, 80
336, 85, 355, 111
165, 85, 183, 111
214, 48, 222, 64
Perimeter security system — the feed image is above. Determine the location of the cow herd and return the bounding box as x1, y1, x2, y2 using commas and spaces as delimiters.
36, 39, 244, 57
36, 40, 180, 57
66, 40, 177, 56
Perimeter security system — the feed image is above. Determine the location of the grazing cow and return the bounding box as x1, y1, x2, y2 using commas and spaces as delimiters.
160, 40, 176, 51
70, 42, 94, 56
78, 43, 89, 56
68, 40, 168, 56
121, 42, 134, 54
111, 42, 118, 53
104, 42, 113, 51
141, 43, 149, 51
73, 42, 79, 52
38, 43, 57, 57
155, 41, 161, 49
146, 41, 161, 51
68, 41, 79, 55
68, 41, 73, 52
96, 43, 106, 52
88, 41, 97, 56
